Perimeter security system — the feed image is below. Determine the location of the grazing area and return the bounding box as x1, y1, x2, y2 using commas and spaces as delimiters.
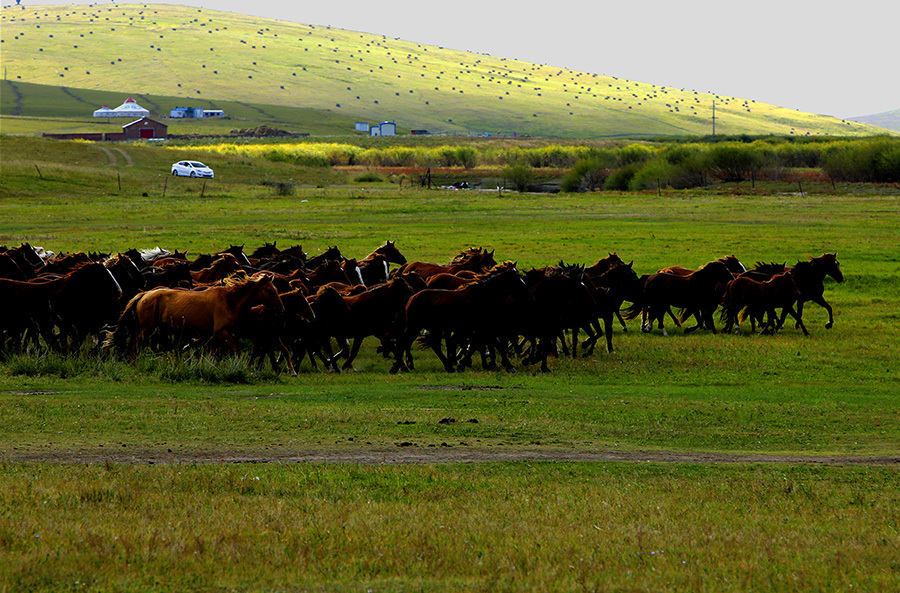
1, 134, 899, 591
0, 4, 886, 138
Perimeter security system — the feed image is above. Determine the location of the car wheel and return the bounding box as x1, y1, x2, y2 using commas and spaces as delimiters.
172, 170, 178, 176
190, 171, 196, 177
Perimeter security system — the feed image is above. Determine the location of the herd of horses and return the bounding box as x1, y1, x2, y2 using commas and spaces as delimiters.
0, 241, 844, 374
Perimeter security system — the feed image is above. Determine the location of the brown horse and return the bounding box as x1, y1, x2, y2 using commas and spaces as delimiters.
394, 264, 528, 373
0, 275, 66, 351
397, 247, 497, 280
625, 260, 735, 335
105, 274, 283, 357
362, 241, 407, 267
585, 252, 627, 278
721, 272, 805, 335
190, 253, 243, 284
518, 265, 599, 372
357, 253, 391, 286
330, 276, 416, 371
658, 254, 746, 277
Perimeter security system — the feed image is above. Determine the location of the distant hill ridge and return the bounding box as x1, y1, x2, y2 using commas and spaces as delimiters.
0, 3, 886, 138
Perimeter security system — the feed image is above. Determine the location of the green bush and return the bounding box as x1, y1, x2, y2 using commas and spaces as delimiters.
560, 153, 616, 192
354, 172, 383, 183
502, 164, 535, 192
604, 163, 641, 190
707, 142, 764, 181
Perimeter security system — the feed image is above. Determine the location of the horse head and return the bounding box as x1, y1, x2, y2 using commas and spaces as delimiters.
815, 253, 843, 283
375, 240, 407, 265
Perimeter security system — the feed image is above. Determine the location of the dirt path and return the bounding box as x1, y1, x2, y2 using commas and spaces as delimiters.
6, 447, 898, 466
96, 145, 134, 167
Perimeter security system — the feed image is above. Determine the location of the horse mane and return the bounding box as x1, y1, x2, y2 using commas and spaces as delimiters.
449, 247, 485, 265
753, 261, 786, 274
472, 261, 518, 282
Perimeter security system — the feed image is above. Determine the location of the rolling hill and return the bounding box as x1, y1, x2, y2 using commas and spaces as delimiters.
0, 3, 888, 138
848, 109, 900, 133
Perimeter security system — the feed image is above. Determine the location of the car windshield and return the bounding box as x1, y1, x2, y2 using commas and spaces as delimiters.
189, 162, 207, 168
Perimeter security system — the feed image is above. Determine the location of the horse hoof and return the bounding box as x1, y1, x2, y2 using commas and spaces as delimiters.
825, 322, 833, 329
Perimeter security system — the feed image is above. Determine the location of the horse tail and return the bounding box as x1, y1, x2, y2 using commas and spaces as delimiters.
102, 291, 145, 355
621, 298, 644, 321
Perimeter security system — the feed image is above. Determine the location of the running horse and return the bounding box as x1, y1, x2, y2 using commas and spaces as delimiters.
625, 260, 735, 335
104, 274, 283, 358
357, 241, 407, 286
720, 272, 805, 335
787, 253, 844, 330
394, 264, 528, 373
397, 247, 497, 281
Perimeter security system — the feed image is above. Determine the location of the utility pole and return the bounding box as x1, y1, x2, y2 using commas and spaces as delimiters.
712, 99, 716, 136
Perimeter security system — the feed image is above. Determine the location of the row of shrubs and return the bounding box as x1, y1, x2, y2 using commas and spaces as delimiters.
204, 137, 900, 186
561, 138, 900, 191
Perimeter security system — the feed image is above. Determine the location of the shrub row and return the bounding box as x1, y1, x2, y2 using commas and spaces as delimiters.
201, 137, 899, 185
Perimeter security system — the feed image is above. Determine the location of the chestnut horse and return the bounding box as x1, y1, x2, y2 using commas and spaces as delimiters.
105, 274, 283, 357
397, 247, 496, 280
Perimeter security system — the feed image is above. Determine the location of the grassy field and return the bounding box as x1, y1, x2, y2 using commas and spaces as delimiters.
1, 135, 899, 591
0, 4, 885, 138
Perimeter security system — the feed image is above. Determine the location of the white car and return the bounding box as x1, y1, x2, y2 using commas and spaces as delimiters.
171, 160, 214, 178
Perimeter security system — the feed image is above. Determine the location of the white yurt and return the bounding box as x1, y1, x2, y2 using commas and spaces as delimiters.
92, 105, 117, 118
110, 97, 150, 117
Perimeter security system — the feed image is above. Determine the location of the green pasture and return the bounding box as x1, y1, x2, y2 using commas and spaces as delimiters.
1, 135, 899, 591
3, 462, 898, 592
0, 4, 885, 138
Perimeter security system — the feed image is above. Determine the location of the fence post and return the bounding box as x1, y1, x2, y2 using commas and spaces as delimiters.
34, 164, 43, 179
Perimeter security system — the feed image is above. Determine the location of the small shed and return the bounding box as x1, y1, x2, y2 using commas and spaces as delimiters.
370, 121, 396, 137
355, 122, 370, 133
122, 117, 168, 140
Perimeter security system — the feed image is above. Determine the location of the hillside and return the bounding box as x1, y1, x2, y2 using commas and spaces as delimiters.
848, 109, 900, 133
0, 3, 886, 138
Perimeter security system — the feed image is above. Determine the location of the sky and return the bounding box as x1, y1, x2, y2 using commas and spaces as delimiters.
20, 0, 900, 118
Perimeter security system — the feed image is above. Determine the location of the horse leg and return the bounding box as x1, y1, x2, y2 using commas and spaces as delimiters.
782, 305, 809, 336
341, 336, 364, 370
273, 338, 297, 376
602, 312, 614, 353
434, 330, 456, 372
494, 336, 516, 372
812, 296, 835, 329
616, 309, 629, 332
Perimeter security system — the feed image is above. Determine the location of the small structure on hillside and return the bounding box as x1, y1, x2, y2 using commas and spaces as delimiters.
170, 106, 226, 118
93, 97, 150, 118
369, 121, 396, 137
355, 122, 370, 133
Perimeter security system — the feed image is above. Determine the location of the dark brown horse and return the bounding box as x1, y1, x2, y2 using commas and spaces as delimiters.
721, 272, 805, 335
394, 264, 528, 373
330, 276, 416, 371
50, 262, 123, 350
518, 265, 599, 371
0, 275, 65, 351
625, 260, 735, 335
191, 253, 243, 284
788, 253, 844, 330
